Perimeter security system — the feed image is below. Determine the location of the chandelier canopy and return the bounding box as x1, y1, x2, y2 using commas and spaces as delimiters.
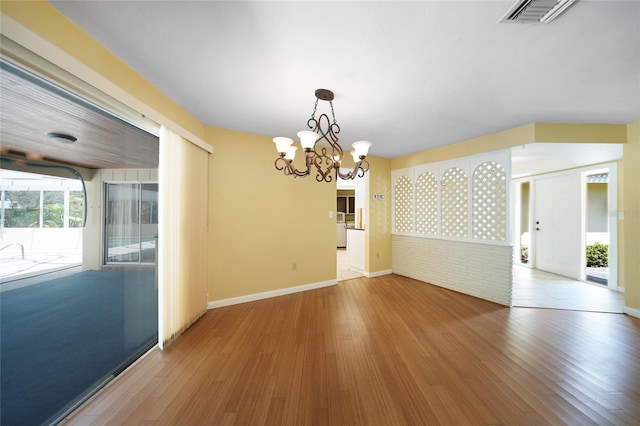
273, 89, 371, 183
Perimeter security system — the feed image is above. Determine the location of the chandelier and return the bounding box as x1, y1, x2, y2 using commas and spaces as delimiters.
273, 89, 371, 182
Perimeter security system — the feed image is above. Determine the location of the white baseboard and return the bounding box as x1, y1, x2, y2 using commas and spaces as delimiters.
365, 269, 393, 278
623, 305, 640, 319
208, 279, 337, 309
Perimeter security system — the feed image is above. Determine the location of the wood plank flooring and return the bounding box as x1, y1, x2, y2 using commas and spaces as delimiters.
65, 274, 640, 425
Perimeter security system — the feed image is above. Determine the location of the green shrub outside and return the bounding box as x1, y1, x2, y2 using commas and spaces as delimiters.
521, 245, 529, 264
586, 242, 608, 268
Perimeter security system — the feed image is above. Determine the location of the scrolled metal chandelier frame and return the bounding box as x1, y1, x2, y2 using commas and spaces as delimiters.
273, 89, 371, 183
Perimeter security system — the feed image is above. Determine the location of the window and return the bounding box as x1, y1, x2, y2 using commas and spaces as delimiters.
69, 191, 84, 228
43, 191, 64, 228
3, 190, 40, 228
0, 170, 84, 229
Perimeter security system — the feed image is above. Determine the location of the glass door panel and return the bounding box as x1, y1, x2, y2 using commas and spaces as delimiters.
140, 183, 158, 263
105, 183, 140, 263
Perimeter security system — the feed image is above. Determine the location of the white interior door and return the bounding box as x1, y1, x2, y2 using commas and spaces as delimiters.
534, 173, 582, 279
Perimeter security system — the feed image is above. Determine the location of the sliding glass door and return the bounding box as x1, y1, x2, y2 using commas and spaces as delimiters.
105, 182, 158, 264
1, 54, 160, 425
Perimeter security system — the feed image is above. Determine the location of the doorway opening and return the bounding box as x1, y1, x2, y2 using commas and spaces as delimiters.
515, 181, 531, 267
336, 171, 364, 281
585, 171, 609, 286
512, 163, 621, 311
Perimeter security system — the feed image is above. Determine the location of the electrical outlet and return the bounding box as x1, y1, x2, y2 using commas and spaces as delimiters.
292, 263, 297, 272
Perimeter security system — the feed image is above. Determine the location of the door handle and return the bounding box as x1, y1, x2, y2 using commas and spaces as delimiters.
536, 227, 541, 231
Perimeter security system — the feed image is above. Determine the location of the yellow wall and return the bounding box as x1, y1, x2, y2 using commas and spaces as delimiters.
391, 123, 628, 170
535, 123, 628, 143
365, 156, 392, 273
623, 121, 640, 311
391, 124, 535, 169
206, 127, 336, 300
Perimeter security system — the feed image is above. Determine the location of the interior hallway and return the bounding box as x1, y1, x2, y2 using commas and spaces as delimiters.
512, 265, 624, 313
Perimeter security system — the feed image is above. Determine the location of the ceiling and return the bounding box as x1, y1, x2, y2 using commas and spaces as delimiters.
511, 142, 623, 177
0, 58, 159, 169
45, 0, 638, 160
0, 1, 637, 174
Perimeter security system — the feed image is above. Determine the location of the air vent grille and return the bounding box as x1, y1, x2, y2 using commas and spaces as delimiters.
498, 0, 578, 24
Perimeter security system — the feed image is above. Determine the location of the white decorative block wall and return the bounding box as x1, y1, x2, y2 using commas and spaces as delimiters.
441, 167, 468, 238
394, 175, 413, 233
472, 161, 507, 241
391, 151, 512, 305
416, 171, 438, 235
392, 235, 512, 306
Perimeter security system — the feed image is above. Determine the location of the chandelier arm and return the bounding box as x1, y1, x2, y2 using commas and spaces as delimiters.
275, 156, 311, 178
336, 159, 369, 181
357, 159, 370, 177
292, 152, 314, 178
274, 156, 287, 172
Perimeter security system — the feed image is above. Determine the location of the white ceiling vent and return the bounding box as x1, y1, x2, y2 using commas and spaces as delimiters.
498, 0, 578, 24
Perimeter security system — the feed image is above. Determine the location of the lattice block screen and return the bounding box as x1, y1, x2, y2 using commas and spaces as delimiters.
472, 161, 507, 241
392, 151, 510, 244
394, 175, 413, 233
441, 167, 468, 238
416, 172, 438, 235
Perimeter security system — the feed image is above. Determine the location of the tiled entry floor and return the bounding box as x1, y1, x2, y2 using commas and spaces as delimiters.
337, 248, 363, 281
512, 265, 624, 313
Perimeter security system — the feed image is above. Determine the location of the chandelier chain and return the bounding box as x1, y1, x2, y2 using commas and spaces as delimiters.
329, 101, 337, 125
310, 98, 319, 120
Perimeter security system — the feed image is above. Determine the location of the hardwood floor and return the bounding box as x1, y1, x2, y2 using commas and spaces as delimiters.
66, 274, 640, 425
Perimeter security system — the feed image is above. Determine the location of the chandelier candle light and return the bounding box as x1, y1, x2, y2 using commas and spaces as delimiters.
273, 89, 371, 182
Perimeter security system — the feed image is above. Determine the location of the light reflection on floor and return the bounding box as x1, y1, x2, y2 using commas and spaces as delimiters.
0, 251, 81, 282
512, 265, 624, 313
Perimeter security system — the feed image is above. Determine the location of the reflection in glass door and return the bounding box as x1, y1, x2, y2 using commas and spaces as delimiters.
105, 182, 158, 264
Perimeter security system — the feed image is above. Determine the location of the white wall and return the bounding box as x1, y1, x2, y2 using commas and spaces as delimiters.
390, 150, 512, 305
392, 235, 512, 306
